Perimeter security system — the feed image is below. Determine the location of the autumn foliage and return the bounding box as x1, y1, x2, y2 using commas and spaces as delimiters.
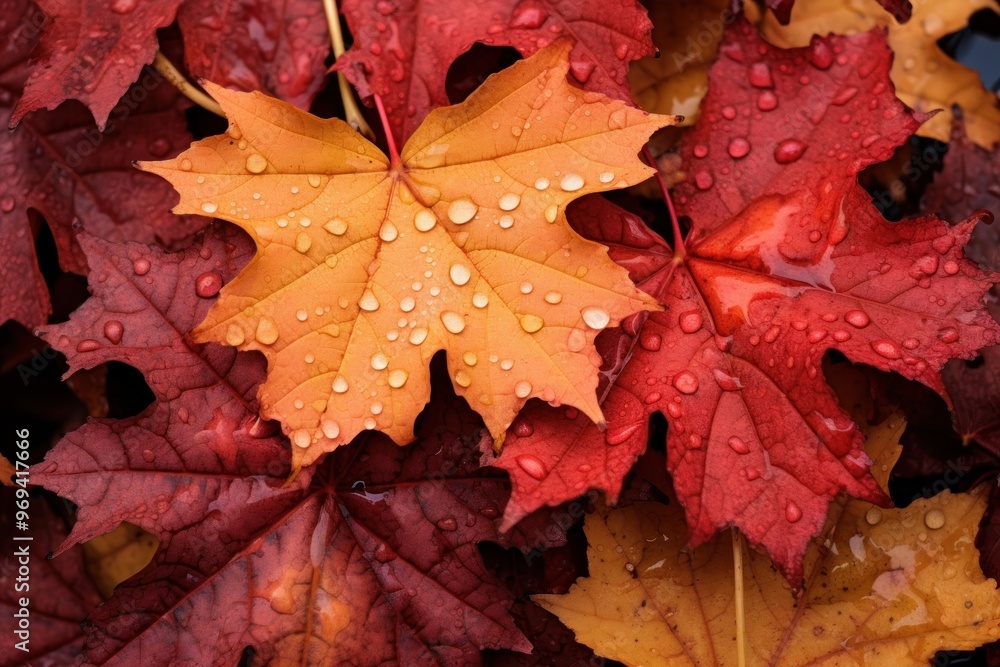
4, 0, 1000, 665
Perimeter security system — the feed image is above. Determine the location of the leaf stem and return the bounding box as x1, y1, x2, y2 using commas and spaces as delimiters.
322, 0, 375, 140
732, 528, 747, 667
642, 146, 686, 260
152, 52, 224, 118
374, 94, 400, 164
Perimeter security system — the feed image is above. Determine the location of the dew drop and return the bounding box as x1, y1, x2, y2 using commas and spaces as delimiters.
409, 327, 428, 345
295, 232, 312, 253
359, 290, 380, 312
514, 381, 532, 398
448, 199, 477, 224
517, 455, 548, 480
728, 137, 751, 159
865, 507, 883, 525
672, 371, 699, 394
364, 417, 377, 430
132, 258, 151, 276
370, 352, 388, 370
454, 370, 472, 387
323, 218, 347, 236
321, 419, 340, 439
332, 376, 349, 393
605, 422, 642, 446
937, 327, 959, 343
499, 193, 521, 211
567, 329, 587, 352
472, 292, 489, 308
748, 62, 774, 88
388, 369, 409, 388
924, 508, 945, 530
870, 340, 901, 359
640, 332, 662, 351
449, 264, 471, 286
785, 500, 802, 523
534, 177, 550, 190
679, 310, 703, 333
844, 310, 870, 328
582, 307, 610, 329
560, 173, 584, 191
245, 154, 268, 173
379, 221, 398, 242
499, 215, 514, 228
728, 436, 750, 454
520, 314, 543, 333
436, 518, 458, 531
400, 296, 415, 312
255, 318, 279, 345
544, 291, 562, 304
599, 172, 615, 183
773, 139, 807, 164
226, 324, 245, 346
201, 201, 218, 214
544, 205, 558, 223
441, 311, 466, 334
103, 320, 124, 344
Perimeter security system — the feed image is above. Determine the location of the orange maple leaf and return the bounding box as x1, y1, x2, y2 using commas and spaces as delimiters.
141, 44, 674, 469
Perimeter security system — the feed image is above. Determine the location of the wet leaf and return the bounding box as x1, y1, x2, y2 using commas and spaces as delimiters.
141, 44, 673, 470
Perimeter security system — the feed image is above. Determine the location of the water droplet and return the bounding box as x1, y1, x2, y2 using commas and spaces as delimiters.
413, 210, 437, 232
560, 174, 584, 191
544, 205, 558, 223
103, 320, 124, 344
333, 376, 349, 393
379, 221, 398, 242
605, 422, 642, 446
295, 232, 312, 253
728, 137, 751, 159
722, 105, 737, 120
255, 318, 279, 345
844, 310, 870, 328
514, 381, 532, 398
499, 193, 520, 211
0, 196, 15, 212
399, 296, 415, 313
672, 371, 699, 394
520, 314, 543, 333
132, 258, 150, 276
441, 311, 466, 334
871, 340, 901, 359
449, 264, 471, 286
448, 199, 477, 224
179, 159, 192, 171
472, 292, 489, 308
748, 62, 774, 88
544, 291, 562, 305
364, 417, 377, 430
454, 369, 472, 387
599, 172, 615, 183
370, 352, 388, 370
694, 171, 714, 190
245, 154, 267, 173
865, 507, 882, 525
582, 307, 610, 329
409, 327, 428, 345
110, 0, 138, 14
201, 202, 218, 214
773, 139, 807, 164
436, 517, 458, 531
640, 332, 661, 351
924, 508, 945, 530
321, 419, 340, 439
359, 290, 380, 312
937, 327, 959, 343
785, 500, 802, 523
679, 310, 703, 333
567, 329, 586, 352
370, 401, 383, 415
226, 324, 245, 346
516, 455, 547, 480
757, 91, 778, 111
728, 436, 750, 454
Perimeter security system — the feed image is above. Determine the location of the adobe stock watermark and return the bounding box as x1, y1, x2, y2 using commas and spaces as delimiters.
669, 5, 739, 72
15, 345, 59, 387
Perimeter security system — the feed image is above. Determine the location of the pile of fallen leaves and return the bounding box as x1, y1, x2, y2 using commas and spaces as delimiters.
3, 0, 1000, 664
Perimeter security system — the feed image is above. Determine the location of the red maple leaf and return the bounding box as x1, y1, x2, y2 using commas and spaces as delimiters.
176, 0, 330, 109
8, 0, 330, 130
767, 0, 912, 24
0, 488, 102, 667
9, 0, 185, 129
336, 0, 653, 144
1, 0, 205, 329
925, 110, 1000, 454
39, 374, 560, 664
489, 23, 1000, 581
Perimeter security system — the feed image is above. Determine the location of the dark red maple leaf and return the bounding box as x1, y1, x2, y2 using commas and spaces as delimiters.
1, 0, 206, 330
489, 24, 1000, 582
39, 370, 563, 664
925, 110, 1000, 455
0, 489, 103, 667
767, 0, 912, 24
9, 0, 185, 129
336, 0, 654, 144
176, 0, 330, 109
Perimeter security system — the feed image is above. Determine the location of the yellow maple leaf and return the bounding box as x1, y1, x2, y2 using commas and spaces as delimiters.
535, 486, 1000, 666
141, 44, 673, 468
755, 0, 1000, 148
82, 523, 159, 599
